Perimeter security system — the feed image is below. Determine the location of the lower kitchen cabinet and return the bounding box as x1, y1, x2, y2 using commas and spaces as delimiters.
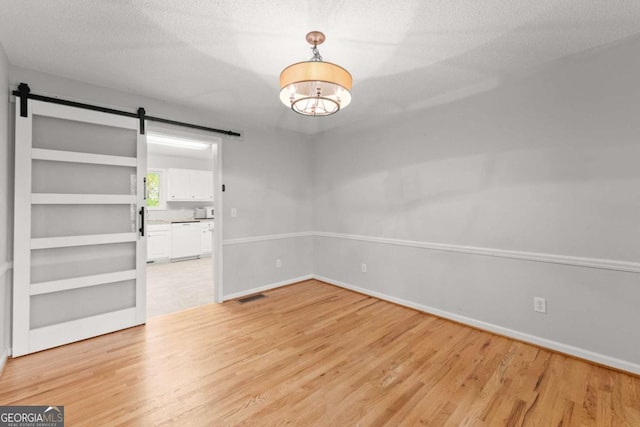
147, 224, 171, 261
147, 221, 214, 262
200, 221, 214, 254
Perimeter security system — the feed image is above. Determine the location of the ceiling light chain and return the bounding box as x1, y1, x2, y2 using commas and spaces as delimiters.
310, 45, 323, 62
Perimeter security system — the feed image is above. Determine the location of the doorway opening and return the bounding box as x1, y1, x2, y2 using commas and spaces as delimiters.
145, 129, 222, 318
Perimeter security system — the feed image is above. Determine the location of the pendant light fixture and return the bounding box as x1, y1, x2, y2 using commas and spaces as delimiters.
279, 31, 352, 116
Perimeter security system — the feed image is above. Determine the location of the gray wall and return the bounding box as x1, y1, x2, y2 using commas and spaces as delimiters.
0, 42, 10, 362
312, 37, 640, 372
222, 126, 314, 297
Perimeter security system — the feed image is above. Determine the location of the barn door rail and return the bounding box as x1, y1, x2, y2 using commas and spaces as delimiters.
13, 82, 241, 137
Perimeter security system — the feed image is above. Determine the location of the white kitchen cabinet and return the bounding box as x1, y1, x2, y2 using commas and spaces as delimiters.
191, 170, 214, 200
167, 168, 191, 200
200, 221, 213, 255
167, 168, 214, 201
147, 224, 171, 261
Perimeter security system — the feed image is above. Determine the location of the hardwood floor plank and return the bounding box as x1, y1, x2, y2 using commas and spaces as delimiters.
1, 280, 639, 426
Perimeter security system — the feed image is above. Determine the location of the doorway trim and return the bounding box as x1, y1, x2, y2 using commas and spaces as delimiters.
213, 140, 224, 303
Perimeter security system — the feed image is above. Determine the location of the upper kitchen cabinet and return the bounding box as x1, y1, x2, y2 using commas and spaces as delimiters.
167, 168, 214, 201
191, 170, 214, 200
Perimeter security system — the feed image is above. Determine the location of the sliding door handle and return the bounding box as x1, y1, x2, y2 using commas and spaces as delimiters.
139, 207, 145, 237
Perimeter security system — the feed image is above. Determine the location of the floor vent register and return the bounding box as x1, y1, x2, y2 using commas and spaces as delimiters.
237, 293, 267, 304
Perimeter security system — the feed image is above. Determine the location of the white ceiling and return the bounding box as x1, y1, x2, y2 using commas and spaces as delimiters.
1, 1, 640, 135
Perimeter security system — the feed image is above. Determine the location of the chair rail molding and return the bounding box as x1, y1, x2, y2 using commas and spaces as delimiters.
223, 231, 314, 246
222, 231, 639, 273
314, 231, 640, 273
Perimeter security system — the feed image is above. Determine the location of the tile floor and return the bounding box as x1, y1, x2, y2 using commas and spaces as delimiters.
146, 256, 215, 318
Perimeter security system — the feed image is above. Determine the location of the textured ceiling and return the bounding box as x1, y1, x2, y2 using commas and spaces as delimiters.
1, 1, 640, 135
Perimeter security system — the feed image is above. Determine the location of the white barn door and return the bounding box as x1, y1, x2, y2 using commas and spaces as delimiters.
13, 99, 147, 356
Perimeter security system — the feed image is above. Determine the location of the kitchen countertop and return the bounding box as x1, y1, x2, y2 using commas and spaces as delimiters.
148, 219, 214, 225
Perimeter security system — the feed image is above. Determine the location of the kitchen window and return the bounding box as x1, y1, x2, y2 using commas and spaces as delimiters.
147, 168, 166, 210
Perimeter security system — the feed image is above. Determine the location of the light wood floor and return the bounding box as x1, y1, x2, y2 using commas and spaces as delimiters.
2, 280, 639, 426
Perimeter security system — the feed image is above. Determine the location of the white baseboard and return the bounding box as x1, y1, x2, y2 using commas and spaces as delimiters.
314, 275, 640, 376
222, 275, 314, 301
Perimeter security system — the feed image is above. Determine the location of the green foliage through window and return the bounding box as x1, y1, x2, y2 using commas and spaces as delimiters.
147, 171, 161, 208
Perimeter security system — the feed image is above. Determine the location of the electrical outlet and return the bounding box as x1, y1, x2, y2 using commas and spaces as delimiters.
276, 259, 281, 268
534, 297, 547, 314
361, 263, 367, 273
231, 208, 237, 218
